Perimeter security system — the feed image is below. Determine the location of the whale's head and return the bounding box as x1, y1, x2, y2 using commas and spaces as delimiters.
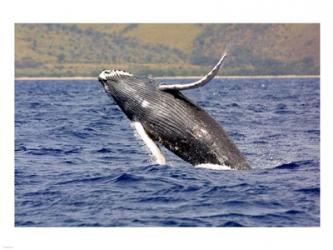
98, 69, 134, 94
98, 69, 159, 120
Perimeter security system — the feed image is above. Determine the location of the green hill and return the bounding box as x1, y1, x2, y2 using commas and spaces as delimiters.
15, 23, 319, 77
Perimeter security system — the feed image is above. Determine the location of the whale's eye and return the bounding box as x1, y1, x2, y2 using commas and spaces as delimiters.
104, 70, 111, 74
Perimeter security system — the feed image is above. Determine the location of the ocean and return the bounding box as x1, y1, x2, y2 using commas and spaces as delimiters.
15, 77, 320, 227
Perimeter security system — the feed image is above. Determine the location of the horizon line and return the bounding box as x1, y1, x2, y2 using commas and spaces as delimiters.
15, 75, 320, 81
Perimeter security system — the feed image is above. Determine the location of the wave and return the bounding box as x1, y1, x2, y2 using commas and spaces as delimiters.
27, 148, 64, 156
96, 147, 113, 153
16, 221, 38, 226
55, 175, 115, 185
295, 187, 320, 195
113, 173, 144, 183
274, 160, 314, 169
220, 221, 244, 227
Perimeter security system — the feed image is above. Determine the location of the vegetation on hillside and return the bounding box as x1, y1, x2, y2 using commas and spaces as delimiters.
15, 23, 320, 77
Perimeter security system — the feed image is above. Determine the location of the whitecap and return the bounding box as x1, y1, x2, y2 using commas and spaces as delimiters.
194, 163, 233, 170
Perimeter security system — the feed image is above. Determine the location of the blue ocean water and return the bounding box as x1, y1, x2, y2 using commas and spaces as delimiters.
15, 77, 320, 227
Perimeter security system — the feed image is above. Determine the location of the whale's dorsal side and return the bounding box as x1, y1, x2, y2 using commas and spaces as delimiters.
158, 52, 227, 91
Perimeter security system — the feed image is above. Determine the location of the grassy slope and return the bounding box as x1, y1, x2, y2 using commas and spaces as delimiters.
123, 24, 202, 52
15, 24, 319, 77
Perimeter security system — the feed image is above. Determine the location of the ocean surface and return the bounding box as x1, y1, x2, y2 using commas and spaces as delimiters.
15, 77, 320, 227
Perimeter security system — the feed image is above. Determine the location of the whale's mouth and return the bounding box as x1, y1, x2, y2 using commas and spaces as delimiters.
98, 76, 106, 82
98, 78, 107, 89
98, 70, 110, 90
98, 78, 106, 85
98, 80, 110, 93
98, 70, 108, 82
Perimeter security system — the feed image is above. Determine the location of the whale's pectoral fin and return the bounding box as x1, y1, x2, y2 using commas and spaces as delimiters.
132, 121, 166, 165
158, 52, 227, 91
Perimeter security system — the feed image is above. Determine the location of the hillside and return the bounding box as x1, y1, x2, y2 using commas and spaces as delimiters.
15, 23, 320, 77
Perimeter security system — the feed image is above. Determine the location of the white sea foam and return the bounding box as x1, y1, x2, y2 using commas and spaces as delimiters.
194, 163, 233, 170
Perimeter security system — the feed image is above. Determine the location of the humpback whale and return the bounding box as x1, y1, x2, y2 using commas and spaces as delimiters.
98, 52, 250, 170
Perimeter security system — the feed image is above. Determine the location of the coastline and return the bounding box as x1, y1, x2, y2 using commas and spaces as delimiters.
15, 75, 320, 81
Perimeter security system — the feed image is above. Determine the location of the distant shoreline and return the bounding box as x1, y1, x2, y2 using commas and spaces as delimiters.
15, 75, 320, 81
